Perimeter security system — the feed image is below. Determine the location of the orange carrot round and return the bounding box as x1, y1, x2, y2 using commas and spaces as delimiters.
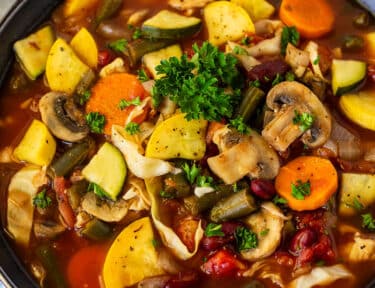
275, 156, 338, 211
279, 0, 335, 38
86, 73, 148, 135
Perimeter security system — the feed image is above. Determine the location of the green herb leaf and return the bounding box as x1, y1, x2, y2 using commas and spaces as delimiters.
205, 223, 225, 237
281, 26, 300, 55
235, 226, 258, 251
250, 79, 261, 88
33, 190, 52, 209
351, 198, 365, 211
137, 69, 149, 82
151, 238, 160, 247
291, 179, 311, 200
159, 190, 175, 199
79, 90, 91, 105
118, 97, 141, 110
260, 228, 270, 237
125, 122, 140, 135
196, 175, 214, 188
293, 110, 314, 132
241, 36, 252, 46
229, 116, 251, 135
313, 55, 321, 65
88, 182, 108, 199
86, 112, 105, 134
362, 213, 375, 231
273, 195, 288, 205
132, 28, 142, 40
182, 163, 201, 184
233, 45, 247, 55
272, 73, 283, 86
285, 71, 295, 81
108, 38, 128, 53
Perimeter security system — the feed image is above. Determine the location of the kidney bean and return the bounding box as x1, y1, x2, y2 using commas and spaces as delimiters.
164, 271, 199, 288
250, 179, 276, 200
201, 236, 233, 251
312, 234, 336, 263
289, 228, 318, 255
98, 50, 114, 67
248, 60, 289, 84
296, 247, 315, 267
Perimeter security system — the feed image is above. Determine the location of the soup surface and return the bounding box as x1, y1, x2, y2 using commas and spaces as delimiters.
1, 0, 375, 287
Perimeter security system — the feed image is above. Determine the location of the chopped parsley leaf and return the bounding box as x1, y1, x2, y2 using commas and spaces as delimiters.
118, 97, 141, 110
250, 79, 261, 88
349, 198, 364, 211
182, 163, 201, 184
233, 45, 247, 55
132, 28, 142, 40
362, 213, 375, 231
33, 190, 52, 209
159, 190, 175, 199
313, 55, 321, 65
229, 116, 251, 135
293, 110, 314, 132
79, 90, 91, 105
235, 226, 258, 251
197, 175, 214, 188
86, 112, 105, 134
205, 223, 225, 237
281, 26, 300, 55
151, 238, 160, 247
291, 179, 311, 200
137, 69, 149, 82
125, 122, 140, 135
88, 182, 108, 199
241, 36, 252, 46
108, 38, 128, 53
272, 73, 283, 86
260, 228, 270, 237
285, 71, 296, 81
273, 195, 288, 205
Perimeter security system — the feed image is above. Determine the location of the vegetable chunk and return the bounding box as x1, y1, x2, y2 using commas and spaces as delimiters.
146, 113, 207, 160
204, 1, 255, 46
102, 217, 164, 288
13, 119, 56, 166
231, 0, 275, 21
70, 28, 98, 68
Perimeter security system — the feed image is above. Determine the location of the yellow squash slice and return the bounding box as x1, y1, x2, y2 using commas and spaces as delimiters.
70, 28, 98, 68
230, 0, 275, 21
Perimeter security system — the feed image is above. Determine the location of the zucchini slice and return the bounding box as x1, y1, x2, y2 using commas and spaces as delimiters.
82, 142, 126, 201
13, 25, 55, 80
331, 59, 367, 96
339, 90, 375, 131
141, 10, 202, 39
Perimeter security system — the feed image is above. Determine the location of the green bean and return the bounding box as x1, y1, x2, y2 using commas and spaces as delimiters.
49, 138, 94, 177
67, 180, 88, 210
236, 86, 265, 123
36, 245, 67, 288
81, 218, 112, 241
74, 69, 96, 105
94, 0, 123, 27
209, 189, 257, 223
342, 35, 364, 52
163, 173, 191, 198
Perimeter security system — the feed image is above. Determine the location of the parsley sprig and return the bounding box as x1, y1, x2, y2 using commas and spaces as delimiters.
281, 26, 300, 55
125, 122, 140, 135
291, 179, 311, 200
86, 112, 105, 134
182, 163, 201, 184
293, 110, 314, 132
118, 97, 141, 110
152, 42, 244, 121
235, 226, 258, 251
108, 38, 128, 53
362, 213, 375, 231
205, 223, 225, 237
229, 116, 251, 135
33, 190, 52, 209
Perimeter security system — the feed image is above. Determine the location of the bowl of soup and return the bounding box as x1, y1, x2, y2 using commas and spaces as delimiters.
1, 0, 375, 287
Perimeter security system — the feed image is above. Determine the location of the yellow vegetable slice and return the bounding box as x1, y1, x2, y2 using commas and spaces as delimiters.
7, 165, 45, 245
46, 38, 90, 94
339, 90, 375, 131
70, 28, 98, 68
204, 1, 255, 46
13, 119, 56, 166
102, 217, 164, 288
231, 0, 275, 21
63, 0, 99, 17
366, 32, 375, 58
145, 113, 207, 160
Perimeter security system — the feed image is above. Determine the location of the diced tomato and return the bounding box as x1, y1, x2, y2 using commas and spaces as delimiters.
174, 217, 200, 252
54, 177, 75, 229
201, 249, 246, 277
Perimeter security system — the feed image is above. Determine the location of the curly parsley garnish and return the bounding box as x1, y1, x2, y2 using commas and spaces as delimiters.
205, 223, 225, 237
33, 190, 52, 209
281, 26, 300, 55
108, 38, 128, 53
362, 213, 375, 231
293, 110, 314, 132
118, 97, 141, 110
291, 179, 311, 200
235, 226, 258, 251
229, 116, 251, 135
125, 122, 140, 135
86, 112, 105, 134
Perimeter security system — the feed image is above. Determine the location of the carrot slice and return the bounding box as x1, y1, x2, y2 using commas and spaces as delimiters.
279, 0, 335, 38
275, 156, 338, 211
86, 73, 148, 135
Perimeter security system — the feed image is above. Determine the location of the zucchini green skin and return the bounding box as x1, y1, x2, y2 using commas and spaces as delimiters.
141, 22, 202, 40
332, 59, 367, 96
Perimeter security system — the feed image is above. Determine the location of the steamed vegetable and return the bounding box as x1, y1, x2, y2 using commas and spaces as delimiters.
63, 0, 99, 17
230, 0, 275, 21
145, 113, 207, 160
7, 165, 45, 245
279, 0, 335, 38
331, 59, 367, 96
46, 38, 90, 94
275, 156, 338, 211
339, 173, 375, 216
13, 25, 54, 80
103, 217, 165, 288
82, 142, 126, 201
70, 28, 98, 68
141, 10, 202, 39
366, 32, 375, 57
339, 90, 375, 131
13, 119, 56, 166
204, 1, 255, 46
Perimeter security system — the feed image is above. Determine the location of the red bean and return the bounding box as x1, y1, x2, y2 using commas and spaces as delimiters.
221, 221, 244, 235
248, 60, 290, 84
98, 50, 114, 67
201, 236, 233, 251
250, 179, 276, 200
289, 228, 317, 255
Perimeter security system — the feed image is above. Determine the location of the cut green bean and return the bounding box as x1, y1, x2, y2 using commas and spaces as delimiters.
209, 189, 257, 223
94, 0, 123, 27
237, 86, 265, 123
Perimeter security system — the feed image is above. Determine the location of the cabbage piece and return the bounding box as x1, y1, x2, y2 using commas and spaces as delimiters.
123, 175, 151, 211
289, 264, 353, 288
146, 177, 204, 260
112, 125, 180, 179
7, 165, 47, 245
348, 232, 375, 262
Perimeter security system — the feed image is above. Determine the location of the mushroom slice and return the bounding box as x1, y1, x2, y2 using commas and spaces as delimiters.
39, 92, 89, 142
81, 192, 129, 222
241, 202, 286, 261
208, 129, 280, 184
262, 81, 331, 152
